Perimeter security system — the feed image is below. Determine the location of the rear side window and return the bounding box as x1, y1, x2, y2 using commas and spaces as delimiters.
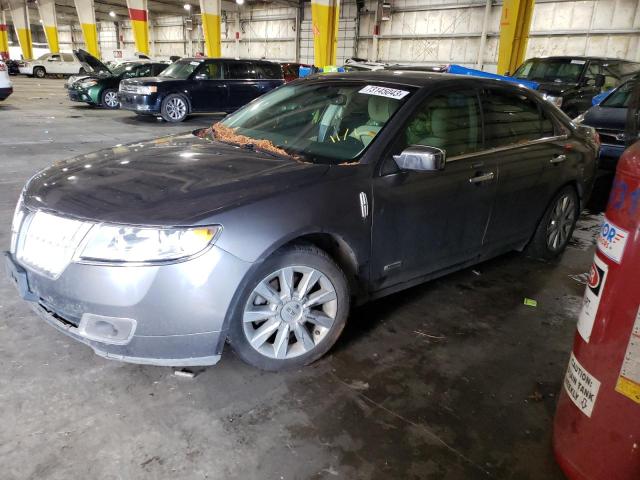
197, 62, 223, 79
136, 64, 154, 77
226, 62, 258, 80
255, 63, 283, 79
482, 90, 544, 148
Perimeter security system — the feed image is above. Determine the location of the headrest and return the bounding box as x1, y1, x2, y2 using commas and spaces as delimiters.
368, 96, 397, 124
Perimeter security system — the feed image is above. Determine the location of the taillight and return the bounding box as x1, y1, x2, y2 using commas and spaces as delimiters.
0, 64, 6, 72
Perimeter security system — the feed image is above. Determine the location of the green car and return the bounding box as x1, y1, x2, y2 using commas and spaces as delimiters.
67, 61, 168, 109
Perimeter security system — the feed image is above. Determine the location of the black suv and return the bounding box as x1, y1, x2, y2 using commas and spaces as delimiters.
118, 58, 284, 122
512, 56, 640, 117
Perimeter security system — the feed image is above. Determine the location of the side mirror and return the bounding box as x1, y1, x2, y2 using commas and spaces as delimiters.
594, 74, 605, 89
504, 71, 511, 76
194, 73, 208, 80
393, 145, 446, 172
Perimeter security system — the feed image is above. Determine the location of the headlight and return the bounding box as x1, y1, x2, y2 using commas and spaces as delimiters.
122, 85, 158, 95
79, 225, 221, 263
542, 94, 563, 108
81, 79, 98, 87
10, 196, 25, 254
573, 113, 586, 124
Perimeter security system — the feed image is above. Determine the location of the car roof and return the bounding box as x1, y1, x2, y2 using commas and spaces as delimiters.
304, 70, 537, 90
180, 57, 281, 65
526, 56, 638, 63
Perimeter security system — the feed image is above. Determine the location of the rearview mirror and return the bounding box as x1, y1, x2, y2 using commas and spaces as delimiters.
393, 145, 446, 172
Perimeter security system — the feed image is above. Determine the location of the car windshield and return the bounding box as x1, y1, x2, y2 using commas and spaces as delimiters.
601, 81, 633, 108
212, 82, 413, 164
513, 59, 585, 83
159, 60, 201, 79
111, 63, 137, 77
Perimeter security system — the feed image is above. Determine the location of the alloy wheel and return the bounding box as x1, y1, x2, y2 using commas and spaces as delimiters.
166, 97, 187, 120
546, 193, 576, 251
242, 265, 338, 360
104, 91, 119, 108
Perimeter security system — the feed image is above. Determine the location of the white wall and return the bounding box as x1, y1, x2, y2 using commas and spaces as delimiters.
355, 0, 640, 72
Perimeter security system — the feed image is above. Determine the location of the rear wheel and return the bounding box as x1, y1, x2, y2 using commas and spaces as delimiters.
101, 88, 119, 109
229, 244, 350, 371
33, 67, 45, 79
160, 94, 188, 122
527, 186, 579, 260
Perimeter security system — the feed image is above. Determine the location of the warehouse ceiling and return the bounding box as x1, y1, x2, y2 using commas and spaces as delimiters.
0, 0, 301, 23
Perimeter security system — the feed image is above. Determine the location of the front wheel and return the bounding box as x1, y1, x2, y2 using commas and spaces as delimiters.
33, 67, 46, 79
527, 186, 579, 260
101, 88, 119, 109
160, 94, 188, 122
229, 245, 350, 371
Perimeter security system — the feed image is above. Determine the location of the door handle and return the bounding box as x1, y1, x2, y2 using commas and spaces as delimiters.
469, 172, 495, 184
550, 154, 567, 164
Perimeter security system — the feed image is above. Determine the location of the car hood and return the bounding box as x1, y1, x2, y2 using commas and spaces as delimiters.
74, 49, 111, 74
535, 82, 577, 95
583, 105, 628, 131
122, 76, 181, 85
23, 132, 330, 225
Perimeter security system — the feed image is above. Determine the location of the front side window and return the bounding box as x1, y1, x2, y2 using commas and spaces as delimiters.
514, 59, 585, 83
483, 89, 545, 148
62, 54, 74, 62
197, 62, 222, 80
399, 90, 481, 158
601, 81, 632, 108
49, 54, 61, 62
215, 82, 412, 164
159, 60, 201, 79
255, 63, 283, 79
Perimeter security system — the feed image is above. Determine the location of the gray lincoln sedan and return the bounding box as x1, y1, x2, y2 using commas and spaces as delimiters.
5, 71, 599, 371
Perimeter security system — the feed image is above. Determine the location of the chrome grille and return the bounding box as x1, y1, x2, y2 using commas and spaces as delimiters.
596, 128, 625, 146
16, 210, 93, 279
119, 83, 138, 93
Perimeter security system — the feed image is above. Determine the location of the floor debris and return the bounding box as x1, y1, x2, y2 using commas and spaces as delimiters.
523, 298, 538, 307
173, 369, 196, 378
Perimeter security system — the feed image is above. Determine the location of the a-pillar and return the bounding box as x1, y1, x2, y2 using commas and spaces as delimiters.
37, 0, 60, 54
497, 0, 535, 75
0, 11, 9, 60
199, 0, 221, 57
311, 0, 339, 68
73, 0, 100, 58
126, 0, 149, 55
8, 0, 33, 60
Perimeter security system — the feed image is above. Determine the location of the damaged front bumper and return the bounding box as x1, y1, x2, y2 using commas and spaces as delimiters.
4, 247, 252, 367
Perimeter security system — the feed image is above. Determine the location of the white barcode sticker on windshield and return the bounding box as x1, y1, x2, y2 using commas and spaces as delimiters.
359, 85, 409, 100
190, 61, 201, 66
571, 60, 586, 65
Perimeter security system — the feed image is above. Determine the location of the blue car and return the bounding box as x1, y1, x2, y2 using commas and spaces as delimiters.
575, 79, 634, 170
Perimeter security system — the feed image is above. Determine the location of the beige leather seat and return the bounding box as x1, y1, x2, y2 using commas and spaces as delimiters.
351, 95, 398, 147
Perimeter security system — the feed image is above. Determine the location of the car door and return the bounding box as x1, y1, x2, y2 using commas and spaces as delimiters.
370, 88, 499, 290
480, 86, 571, 249
225, 61, 262, 110
46, 54, 63, 74
189, 60, 227, 112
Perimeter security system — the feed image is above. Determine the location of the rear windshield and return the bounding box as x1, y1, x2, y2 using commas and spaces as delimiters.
514, 59, 585, 83
159, 60, 201, 79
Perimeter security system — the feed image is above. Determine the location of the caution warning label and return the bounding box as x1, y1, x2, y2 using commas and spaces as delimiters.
563, 352, 601, 417
615, 306, 640, 405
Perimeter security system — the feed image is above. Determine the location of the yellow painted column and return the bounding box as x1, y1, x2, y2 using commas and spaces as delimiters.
311, 0, 340, 68
497, 0, 535, 75
199, 0, 221, 57
0, 11, 10, 60
73, 0, 100, 58
126, 0, 149, 55
37, 0, 60, 53
8, 0, 33, 60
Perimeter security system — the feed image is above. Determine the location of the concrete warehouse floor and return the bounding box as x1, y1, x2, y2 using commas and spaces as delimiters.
0, 76, 614, 480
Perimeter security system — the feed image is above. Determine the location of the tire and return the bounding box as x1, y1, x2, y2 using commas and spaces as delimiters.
160, 94, 189, 122
526, 186, 579, 260
33, 67, 46, 79
229, 244, 350, 371
101, 88, 119, 109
